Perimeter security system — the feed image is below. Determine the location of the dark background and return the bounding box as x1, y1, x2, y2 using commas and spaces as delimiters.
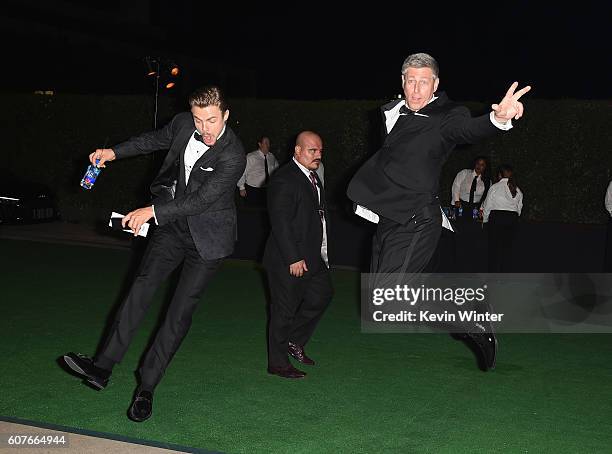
1, 1, 610, 101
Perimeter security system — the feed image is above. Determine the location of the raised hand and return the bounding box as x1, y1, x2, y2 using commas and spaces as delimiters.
492, 82, 531, 123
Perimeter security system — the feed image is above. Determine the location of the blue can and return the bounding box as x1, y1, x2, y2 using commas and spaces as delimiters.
80, 159, 102, 190
472, 208, 479, 219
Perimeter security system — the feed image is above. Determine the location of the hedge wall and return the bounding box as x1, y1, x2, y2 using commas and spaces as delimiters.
1, 93, 610, 224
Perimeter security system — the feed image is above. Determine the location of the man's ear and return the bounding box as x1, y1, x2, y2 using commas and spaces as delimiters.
223, 109, 230, 122
433, 78, 440, 92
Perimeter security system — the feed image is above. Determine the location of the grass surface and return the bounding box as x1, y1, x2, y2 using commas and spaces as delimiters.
1, 239, 611, 453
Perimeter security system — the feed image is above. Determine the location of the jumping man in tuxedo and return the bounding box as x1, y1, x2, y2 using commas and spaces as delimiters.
62, 86, 246, 421
347, 53, 531, 371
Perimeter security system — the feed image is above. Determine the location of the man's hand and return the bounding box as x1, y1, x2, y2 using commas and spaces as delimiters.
454, 201, 462, 208
289, 260, 308, 277
239, 189, 247, 198
89, 148, 116, 168
492, 82, 532, 123
122, 206, 153, 236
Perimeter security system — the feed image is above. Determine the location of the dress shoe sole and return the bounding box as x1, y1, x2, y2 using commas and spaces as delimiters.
128, 406, 152, 422
63, 355, 107, 390
267, 370, 306, 379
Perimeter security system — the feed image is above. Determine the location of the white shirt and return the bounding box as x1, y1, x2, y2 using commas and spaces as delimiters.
237, 150, 279, 189
606, 181, 612, 217
315, 161, 325, 187
481, 178, 523, 223
152, 125, 226, 224
452, 169, 488, 204
292, 157, 328, 267
356, 96, 512, 230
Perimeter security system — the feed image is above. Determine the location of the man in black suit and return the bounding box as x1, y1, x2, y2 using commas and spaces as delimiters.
347, 53, 531, 371
263, 131, 333, 379
62, 86, 246, 421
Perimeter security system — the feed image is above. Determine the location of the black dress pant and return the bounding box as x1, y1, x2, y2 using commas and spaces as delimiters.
245, 184, 267, 206
368, 202, 478, 332
487, 210, 518, 272
370, 202, 442, 278
266, 260, 333, 368
97, 218, 221, 389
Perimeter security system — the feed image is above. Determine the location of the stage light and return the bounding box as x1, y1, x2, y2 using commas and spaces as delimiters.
170, 65, 180, 77
145, 57, 157, 76
165, 82, 175, 89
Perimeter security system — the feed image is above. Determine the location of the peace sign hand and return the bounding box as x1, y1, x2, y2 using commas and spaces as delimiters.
492, 82, 532, 123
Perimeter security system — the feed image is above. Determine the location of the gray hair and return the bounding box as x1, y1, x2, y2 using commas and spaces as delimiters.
401, 53, 439, 79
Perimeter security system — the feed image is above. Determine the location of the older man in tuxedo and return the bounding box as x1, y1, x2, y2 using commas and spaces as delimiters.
347, 53, 531, 371
62, 86, 246, 421
263, 131, 333, 379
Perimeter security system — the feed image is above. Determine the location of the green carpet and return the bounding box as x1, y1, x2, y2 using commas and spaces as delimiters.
1, 239, 611, 453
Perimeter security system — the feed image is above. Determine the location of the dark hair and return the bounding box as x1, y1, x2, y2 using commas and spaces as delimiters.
497, 164, 517, 198
188, 85, 228, 112
472, 156, 491, 200
258, 135, 270, 144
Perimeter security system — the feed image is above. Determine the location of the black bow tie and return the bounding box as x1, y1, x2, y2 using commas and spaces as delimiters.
399, 104, 411, 115
194, 131, 205, 143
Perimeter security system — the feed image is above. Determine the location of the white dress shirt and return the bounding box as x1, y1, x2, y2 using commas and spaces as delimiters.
605, 181, 612, 217
315, 161, 325, 187
481, 178, 523, 223
292, 157, 328, 267
452, 169, 488, 204
237, 150, 279, 189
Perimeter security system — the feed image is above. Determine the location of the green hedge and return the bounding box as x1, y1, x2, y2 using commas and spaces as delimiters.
1, 93, 610, 224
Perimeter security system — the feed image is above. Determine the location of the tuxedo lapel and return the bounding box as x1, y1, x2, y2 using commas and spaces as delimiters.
175, 127, 193, 191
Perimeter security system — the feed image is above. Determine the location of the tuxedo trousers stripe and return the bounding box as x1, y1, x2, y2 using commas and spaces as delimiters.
98, 220, 221, 389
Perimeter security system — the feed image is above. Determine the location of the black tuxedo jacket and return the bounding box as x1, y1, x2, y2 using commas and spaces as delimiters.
347, 92, 499, 225
263, 160, 329, 274
113, 112, 246, 260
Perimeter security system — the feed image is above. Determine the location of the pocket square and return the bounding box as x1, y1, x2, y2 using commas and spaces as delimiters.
200, 166, 214, 171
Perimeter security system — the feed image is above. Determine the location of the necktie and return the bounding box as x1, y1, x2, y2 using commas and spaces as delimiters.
264, 154, 269, 186
194, 131, 204, 143
468, 175, 478, 204
309, 171, 324, 222
399, 104, 411, 115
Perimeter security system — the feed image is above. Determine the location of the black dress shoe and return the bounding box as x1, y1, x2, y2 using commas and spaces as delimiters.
466, 322, 498, 371
62, 352, 111, 390
128, 389, 153, 422
288, 342, 315, 366
267, 364, 306, 379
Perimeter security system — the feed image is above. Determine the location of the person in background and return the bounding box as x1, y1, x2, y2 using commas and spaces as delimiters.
263, 131, 333, 379
237, 136, 279, 206
481, 164, 523, 272
451, 156, 491, 219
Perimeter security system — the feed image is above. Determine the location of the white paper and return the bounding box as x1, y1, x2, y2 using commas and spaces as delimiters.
354, 205, 454, 232
108, 211, 149, 237
355, 204, 380, 224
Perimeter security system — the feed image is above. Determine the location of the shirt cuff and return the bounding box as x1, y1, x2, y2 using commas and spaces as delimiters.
151, 205, 159, 225
490, 111, 513, 131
